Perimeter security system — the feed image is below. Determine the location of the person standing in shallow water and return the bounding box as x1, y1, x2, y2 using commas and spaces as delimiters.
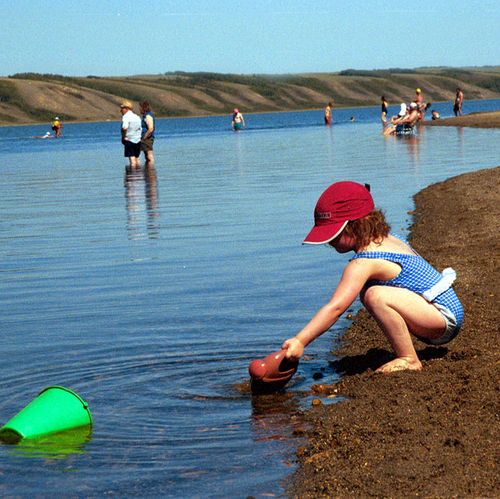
381, 96, 388, 122
120, 100, 142, 168
282, 181, 463, 373
140, 101, 155, 166
324, 102, 333, 125
52, 117, 63, 138
454, 88, 464, 116
415, 88, 426, 121
231, 108, 245, 130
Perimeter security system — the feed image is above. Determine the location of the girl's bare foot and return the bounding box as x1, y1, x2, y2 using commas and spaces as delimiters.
376, 357, 422, 374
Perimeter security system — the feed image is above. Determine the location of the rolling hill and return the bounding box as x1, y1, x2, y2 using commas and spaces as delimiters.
1, 67, 500, 126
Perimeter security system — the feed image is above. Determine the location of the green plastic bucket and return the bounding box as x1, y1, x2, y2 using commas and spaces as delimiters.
0, 386, 92, 444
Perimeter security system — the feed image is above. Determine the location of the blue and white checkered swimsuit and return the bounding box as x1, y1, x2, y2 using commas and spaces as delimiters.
352, 238, 463, 331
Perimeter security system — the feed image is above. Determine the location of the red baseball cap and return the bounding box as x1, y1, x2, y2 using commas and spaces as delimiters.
303, 181, 374, 244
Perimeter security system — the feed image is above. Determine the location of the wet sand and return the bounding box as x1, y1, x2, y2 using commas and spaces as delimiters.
286, 113, 500, 498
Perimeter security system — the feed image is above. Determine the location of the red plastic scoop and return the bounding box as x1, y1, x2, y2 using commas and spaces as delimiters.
248, 349, 299, 394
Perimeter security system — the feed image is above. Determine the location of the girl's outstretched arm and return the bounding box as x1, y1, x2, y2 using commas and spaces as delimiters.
282, 259, 375, 361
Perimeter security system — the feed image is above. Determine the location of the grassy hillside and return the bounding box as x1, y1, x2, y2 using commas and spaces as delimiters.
2, 67, 500, 126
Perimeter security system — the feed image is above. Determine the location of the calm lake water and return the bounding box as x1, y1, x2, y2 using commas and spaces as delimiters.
1, 99, 499, 498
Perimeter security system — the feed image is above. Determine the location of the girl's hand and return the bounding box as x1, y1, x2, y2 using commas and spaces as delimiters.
282, 337, 305, 361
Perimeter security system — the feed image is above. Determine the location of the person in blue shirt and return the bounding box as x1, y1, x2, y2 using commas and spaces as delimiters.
140, 101, 155, 166
282, 181, 463, 373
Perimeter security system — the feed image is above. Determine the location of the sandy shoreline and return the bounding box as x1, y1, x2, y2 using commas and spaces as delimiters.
286, 119, 500, 497
421, 110, 500, 128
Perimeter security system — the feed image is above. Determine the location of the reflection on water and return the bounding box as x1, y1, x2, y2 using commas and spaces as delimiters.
402, 132, 421, 157
4, 425, 92, 460
124, 165, 159, 239
250, 392, 307, 452
397, 131, 421, 170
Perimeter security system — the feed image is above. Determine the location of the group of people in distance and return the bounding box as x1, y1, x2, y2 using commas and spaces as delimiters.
381, 88, 430, 136
380, 87, 464, 136
120, 100, 155, 168
117, 86, 465, 165
120, 102, 247, 166
36, 117, 63, 139
381, 100, 420, 136
325, 86, 463, 132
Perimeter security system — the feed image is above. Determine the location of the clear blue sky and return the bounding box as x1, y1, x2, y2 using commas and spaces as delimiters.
2, 0, 499, 77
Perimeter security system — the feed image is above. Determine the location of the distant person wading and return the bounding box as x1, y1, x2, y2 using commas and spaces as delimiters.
140, 101, 155, 166
325, 102, 333, 125
52, 117, 63, 138
232, 109, 245, 130
120, 101, 142, 168
381, 96, 388, 122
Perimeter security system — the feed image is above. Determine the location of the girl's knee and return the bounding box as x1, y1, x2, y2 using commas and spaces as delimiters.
360, 286, 387, 309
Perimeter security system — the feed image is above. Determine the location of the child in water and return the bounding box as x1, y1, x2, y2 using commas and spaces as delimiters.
282, 181, 463, 373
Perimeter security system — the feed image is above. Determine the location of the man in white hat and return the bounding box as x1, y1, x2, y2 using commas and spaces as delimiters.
382, 103, 419, 136
120, 101, 142, 168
